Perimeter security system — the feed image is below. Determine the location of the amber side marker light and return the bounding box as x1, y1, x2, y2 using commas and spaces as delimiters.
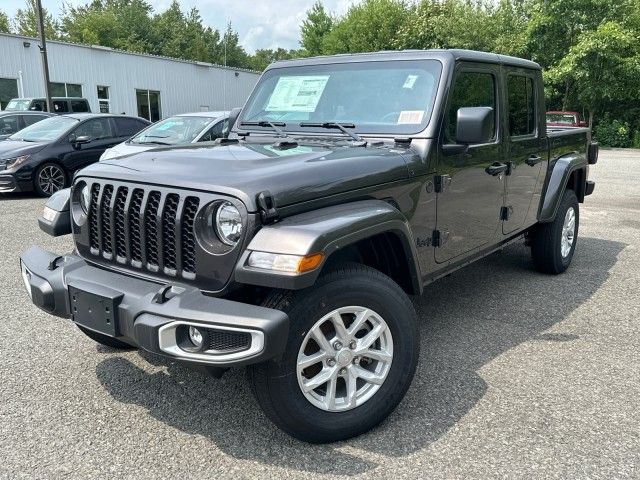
247, 251, 324, 274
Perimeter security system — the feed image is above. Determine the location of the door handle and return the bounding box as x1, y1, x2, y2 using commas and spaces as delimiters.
485, 162, 508, 176
525, 155, 542, 166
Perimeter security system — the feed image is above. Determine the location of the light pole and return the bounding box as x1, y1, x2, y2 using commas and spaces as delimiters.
35, 0, 52, 112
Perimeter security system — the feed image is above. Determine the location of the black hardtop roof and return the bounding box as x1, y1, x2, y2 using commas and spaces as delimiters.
267, 49, 541, 71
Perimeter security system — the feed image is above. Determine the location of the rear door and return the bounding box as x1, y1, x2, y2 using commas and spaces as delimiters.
502, 69, 546, 234
435, 65, 506, 264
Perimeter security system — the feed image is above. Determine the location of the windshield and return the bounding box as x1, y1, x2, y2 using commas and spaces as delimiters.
239, 59, 442, 136
547, 113, 577, 124
8, 116, 79, 142
5, 99, 31, 111
130, 116, 214, 145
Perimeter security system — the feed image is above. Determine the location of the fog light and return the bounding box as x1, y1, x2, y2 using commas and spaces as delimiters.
20, 262, 32, 300
189, 326, 203, 348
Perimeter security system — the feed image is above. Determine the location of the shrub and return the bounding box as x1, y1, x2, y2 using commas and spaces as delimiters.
594, 118, 631, 148
632, 130, 640, 149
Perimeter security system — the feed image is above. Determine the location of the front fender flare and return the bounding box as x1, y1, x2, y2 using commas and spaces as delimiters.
538, 153, 587, 223
234, 200, 421, 293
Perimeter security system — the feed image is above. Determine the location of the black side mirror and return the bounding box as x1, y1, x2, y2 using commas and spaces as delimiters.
224, 107, 242, 138
456, 107, 494, 144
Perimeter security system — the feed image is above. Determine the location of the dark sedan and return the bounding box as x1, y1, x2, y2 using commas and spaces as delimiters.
0, 111, 54, 140
0, 114, 149, 196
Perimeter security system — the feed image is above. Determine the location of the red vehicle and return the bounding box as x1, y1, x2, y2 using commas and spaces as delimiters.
546, 111, 587, 128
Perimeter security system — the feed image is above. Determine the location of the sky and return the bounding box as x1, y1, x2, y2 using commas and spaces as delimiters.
2, 0, 359, 53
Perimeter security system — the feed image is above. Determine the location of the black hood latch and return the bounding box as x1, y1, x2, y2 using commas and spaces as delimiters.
257, 190, 279, 224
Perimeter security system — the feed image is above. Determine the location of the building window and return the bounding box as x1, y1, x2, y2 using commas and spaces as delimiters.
136, 89, 161, 122
50, 82, 83, 97
97, 86, 110, 113
0, 78, 19, 110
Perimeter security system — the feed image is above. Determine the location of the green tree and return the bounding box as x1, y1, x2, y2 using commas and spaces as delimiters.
322, 0, 408, 54
300, 1, 333, 56
14, 0, 61, 39
0, 10, 11, 33
62, 0, 155, 53
545, 21, 640, 127
215, 23, 251, 69
249, 48, 300, 71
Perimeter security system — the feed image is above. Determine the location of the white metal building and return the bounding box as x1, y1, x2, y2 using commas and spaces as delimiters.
0, 33, 261, 120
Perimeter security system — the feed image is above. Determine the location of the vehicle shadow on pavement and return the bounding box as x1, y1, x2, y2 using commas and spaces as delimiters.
95, 236, 624, 474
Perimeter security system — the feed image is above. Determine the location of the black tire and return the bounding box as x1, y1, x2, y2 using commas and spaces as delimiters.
34, 162, 68, 197
76, 325, 136, 350
531, 189, 579, 274
247, 263, 420, 443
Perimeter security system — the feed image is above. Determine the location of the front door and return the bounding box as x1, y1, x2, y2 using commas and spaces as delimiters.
435, 67, 506, 264
503, 71, 546, 234
63, 118, 120, 170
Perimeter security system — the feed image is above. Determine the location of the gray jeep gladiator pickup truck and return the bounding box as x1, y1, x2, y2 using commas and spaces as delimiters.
20, 49, 598, 443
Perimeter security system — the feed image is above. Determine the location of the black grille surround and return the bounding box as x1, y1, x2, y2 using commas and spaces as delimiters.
73, 178, 252, 293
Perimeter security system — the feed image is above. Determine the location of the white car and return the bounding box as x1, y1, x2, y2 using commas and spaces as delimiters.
100, 111, 229, 161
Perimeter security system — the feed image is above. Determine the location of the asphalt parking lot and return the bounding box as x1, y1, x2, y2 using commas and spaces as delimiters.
0, 149, 638, 479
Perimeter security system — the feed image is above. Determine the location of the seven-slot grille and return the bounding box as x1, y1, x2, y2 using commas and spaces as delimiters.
86, 182, 201, 278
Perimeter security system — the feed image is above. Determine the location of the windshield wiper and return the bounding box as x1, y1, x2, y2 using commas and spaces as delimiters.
240, 121, 288, 137
136, 140, 172, 145
299, 122, 364, 143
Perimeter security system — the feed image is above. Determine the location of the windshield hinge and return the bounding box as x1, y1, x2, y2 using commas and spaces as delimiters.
434, 174, 451, 193
257, 191, 279, 224
432, 230, 442, 247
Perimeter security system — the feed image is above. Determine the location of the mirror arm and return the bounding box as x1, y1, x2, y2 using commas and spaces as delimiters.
441, 143, 469, 156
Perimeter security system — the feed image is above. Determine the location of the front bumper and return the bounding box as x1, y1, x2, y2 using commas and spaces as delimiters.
20, 246, 289, 367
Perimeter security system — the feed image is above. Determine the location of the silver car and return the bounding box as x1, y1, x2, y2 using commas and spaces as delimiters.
100, 111, 229, 161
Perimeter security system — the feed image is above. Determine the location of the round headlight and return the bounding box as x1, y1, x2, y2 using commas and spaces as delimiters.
215, 201, 243, 245
80, 184, 91, 214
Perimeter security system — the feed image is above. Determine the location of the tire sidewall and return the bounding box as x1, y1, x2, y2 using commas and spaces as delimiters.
555, 190, 579, 270
262, 272, 419, 435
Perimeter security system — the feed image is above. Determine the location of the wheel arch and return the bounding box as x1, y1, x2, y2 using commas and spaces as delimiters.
538, 152, 587, 223
234, 200, 422, 295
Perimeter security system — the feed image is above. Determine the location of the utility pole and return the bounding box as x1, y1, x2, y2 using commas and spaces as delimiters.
35, 0, 52, 112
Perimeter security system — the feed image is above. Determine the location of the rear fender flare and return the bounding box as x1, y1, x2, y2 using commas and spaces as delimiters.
538, 153, 587, 223
234, 200, 421, 293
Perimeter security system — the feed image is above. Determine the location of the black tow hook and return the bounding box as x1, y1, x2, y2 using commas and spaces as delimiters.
47, 255, 63, 271
152, 285, 185, 304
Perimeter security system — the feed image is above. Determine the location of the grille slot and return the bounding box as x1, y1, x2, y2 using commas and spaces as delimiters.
162, 193, 180, 271
208, 330, 251, 353
144, 191, 161, 267
83, 182, 203, 279
113, 187, 128, 259
88, 184, 100, 250
181, 197, 200, 275
100, 185, 114, 255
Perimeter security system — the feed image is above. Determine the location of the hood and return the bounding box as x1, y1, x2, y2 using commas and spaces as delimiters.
0, 140, 48, 159
79, 141, 410, 211
100, 142, 153, 161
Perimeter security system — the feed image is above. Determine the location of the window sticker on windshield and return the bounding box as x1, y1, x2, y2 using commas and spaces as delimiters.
266, 75, 330, 112
158, 121, 178, 131
403, 75, 418, 89
397, 110, 425, 124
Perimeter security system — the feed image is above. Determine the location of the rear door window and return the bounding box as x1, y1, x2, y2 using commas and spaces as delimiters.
507, 75, 536, 136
